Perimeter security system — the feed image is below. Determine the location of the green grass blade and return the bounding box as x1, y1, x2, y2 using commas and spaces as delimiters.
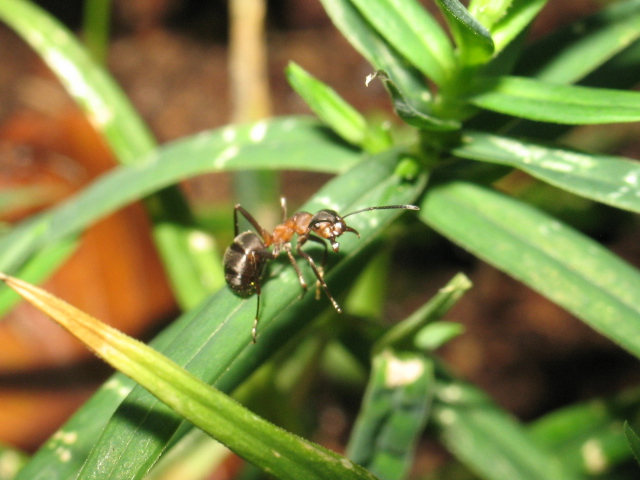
286, 62, 369, 146
82, 0, 112, 65
0, 275, 379, 480
347, 274, 470, 479
453, 131, 640, 214
370, 71, 461, 131
579, 33, 640, 91
433, 372, 581, 480
530, 390, 640, 476
0, 117, 360, 274
319, 0, 433, 109
536, 13, 640, 84
421, 180, 640, 358
434, 0, 494, 66
347, 353, 435, 480
13, 305, 198, 480
0, 0, 217, 308
468, 0, 513, 30
16, 151, 426, 480
517, 0, 640, 84
490, 0, 549, 54
76, 151, 425, 480
469, 75, 640, 124
374, 273, 471, 353
348, 0, 454, 85
0, 0, 154, 164
624, 422, 640, 468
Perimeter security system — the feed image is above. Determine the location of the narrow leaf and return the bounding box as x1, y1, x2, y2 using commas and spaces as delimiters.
0, 0, 217, 309
490, 0, 549, 54
530, 391, 640, 476
286, 62, 368, 146
433, 373, 580, 480
0, 0, 153, 164
625, 422, 640, 467
375, 273, 471, 353
415, 321, 465, 351
469, 76, 640, 124
347, 275, 470, 479
0, 117, 361, 274
421, 180, 640, 359
518, 0, 640, 84
19, 151, 425, 480
347, 352, 435, 480
0, 273, 378, 480
349, 0, 454, 85
468, 0, 513, 30
433, 0, 494, 65
14, 310, 190, 480
536, 11, 640, 84
453, 131, 640, 213
320, 0, 433, 109
368, 71, 460, 131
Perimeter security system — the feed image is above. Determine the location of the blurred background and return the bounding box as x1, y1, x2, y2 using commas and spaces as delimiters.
0, 1, 639, 477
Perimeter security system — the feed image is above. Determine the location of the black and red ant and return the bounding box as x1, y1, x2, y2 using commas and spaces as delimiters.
223, 198, 419, 342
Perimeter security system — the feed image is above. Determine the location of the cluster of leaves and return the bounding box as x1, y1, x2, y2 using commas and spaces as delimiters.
1, 0, 640, 479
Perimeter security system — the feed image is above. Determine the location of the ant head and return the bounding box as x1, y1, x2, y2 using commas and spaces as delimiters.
308, 204, 419, 252
308, 209, 360, 252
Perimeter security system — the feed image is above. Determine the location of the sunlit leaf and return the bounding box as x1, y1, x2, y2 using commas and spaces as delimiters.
453, 131, 640, 213
469, 76, 640, 124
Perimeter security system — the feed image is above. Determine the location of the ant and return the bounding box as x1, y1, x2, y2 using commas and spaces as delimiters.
223, 198, 419, 343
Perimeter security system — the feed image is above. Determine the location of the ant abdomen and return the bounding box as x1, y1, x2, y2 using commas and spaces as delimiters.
223, 232, 270, 297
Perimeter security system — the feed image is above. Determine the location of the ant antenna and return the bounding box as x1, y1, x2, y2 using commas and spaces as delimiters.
343, 204, 419, 219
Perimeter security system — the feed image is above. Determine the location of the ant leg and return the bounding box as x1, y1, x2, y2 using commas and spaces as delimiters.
284, 244, 308, 292
234, 204, 271, 242
249, 253, 262, 344
304, 236, 328, 300
296, 241, 342, 313
252, 293, 260, 344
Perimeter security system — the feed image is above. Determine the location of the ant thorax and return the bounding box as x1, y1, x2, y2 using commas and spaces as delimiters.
271, 212, 313, 245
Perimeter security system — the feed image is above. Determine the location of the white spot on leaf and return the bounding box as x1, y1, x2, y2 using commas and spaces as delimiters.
437, 408, 457, 425
104, 378, 131, 397
56, 447, 72, 463
44, 50, 113, 127
439, 385, 462, 402
385, 356, 424, 387
222, 126, 236, 142
540, 160, 574, 173
214, 145, 240, 168
249, 121, 268, 142
581, 439, 607, 474
340, 458, 354, 469
0, 450, 24, 478
189, 231, 213, 251
624, 171, 639, 185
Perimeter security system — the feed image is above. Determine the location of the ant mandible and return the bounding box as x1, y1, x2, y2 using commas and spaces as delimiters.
223, 198, 419, 343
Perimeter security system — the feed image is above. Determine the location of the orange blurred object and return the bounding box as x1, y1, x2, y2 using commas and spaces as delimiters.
0, 103, 177, 450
